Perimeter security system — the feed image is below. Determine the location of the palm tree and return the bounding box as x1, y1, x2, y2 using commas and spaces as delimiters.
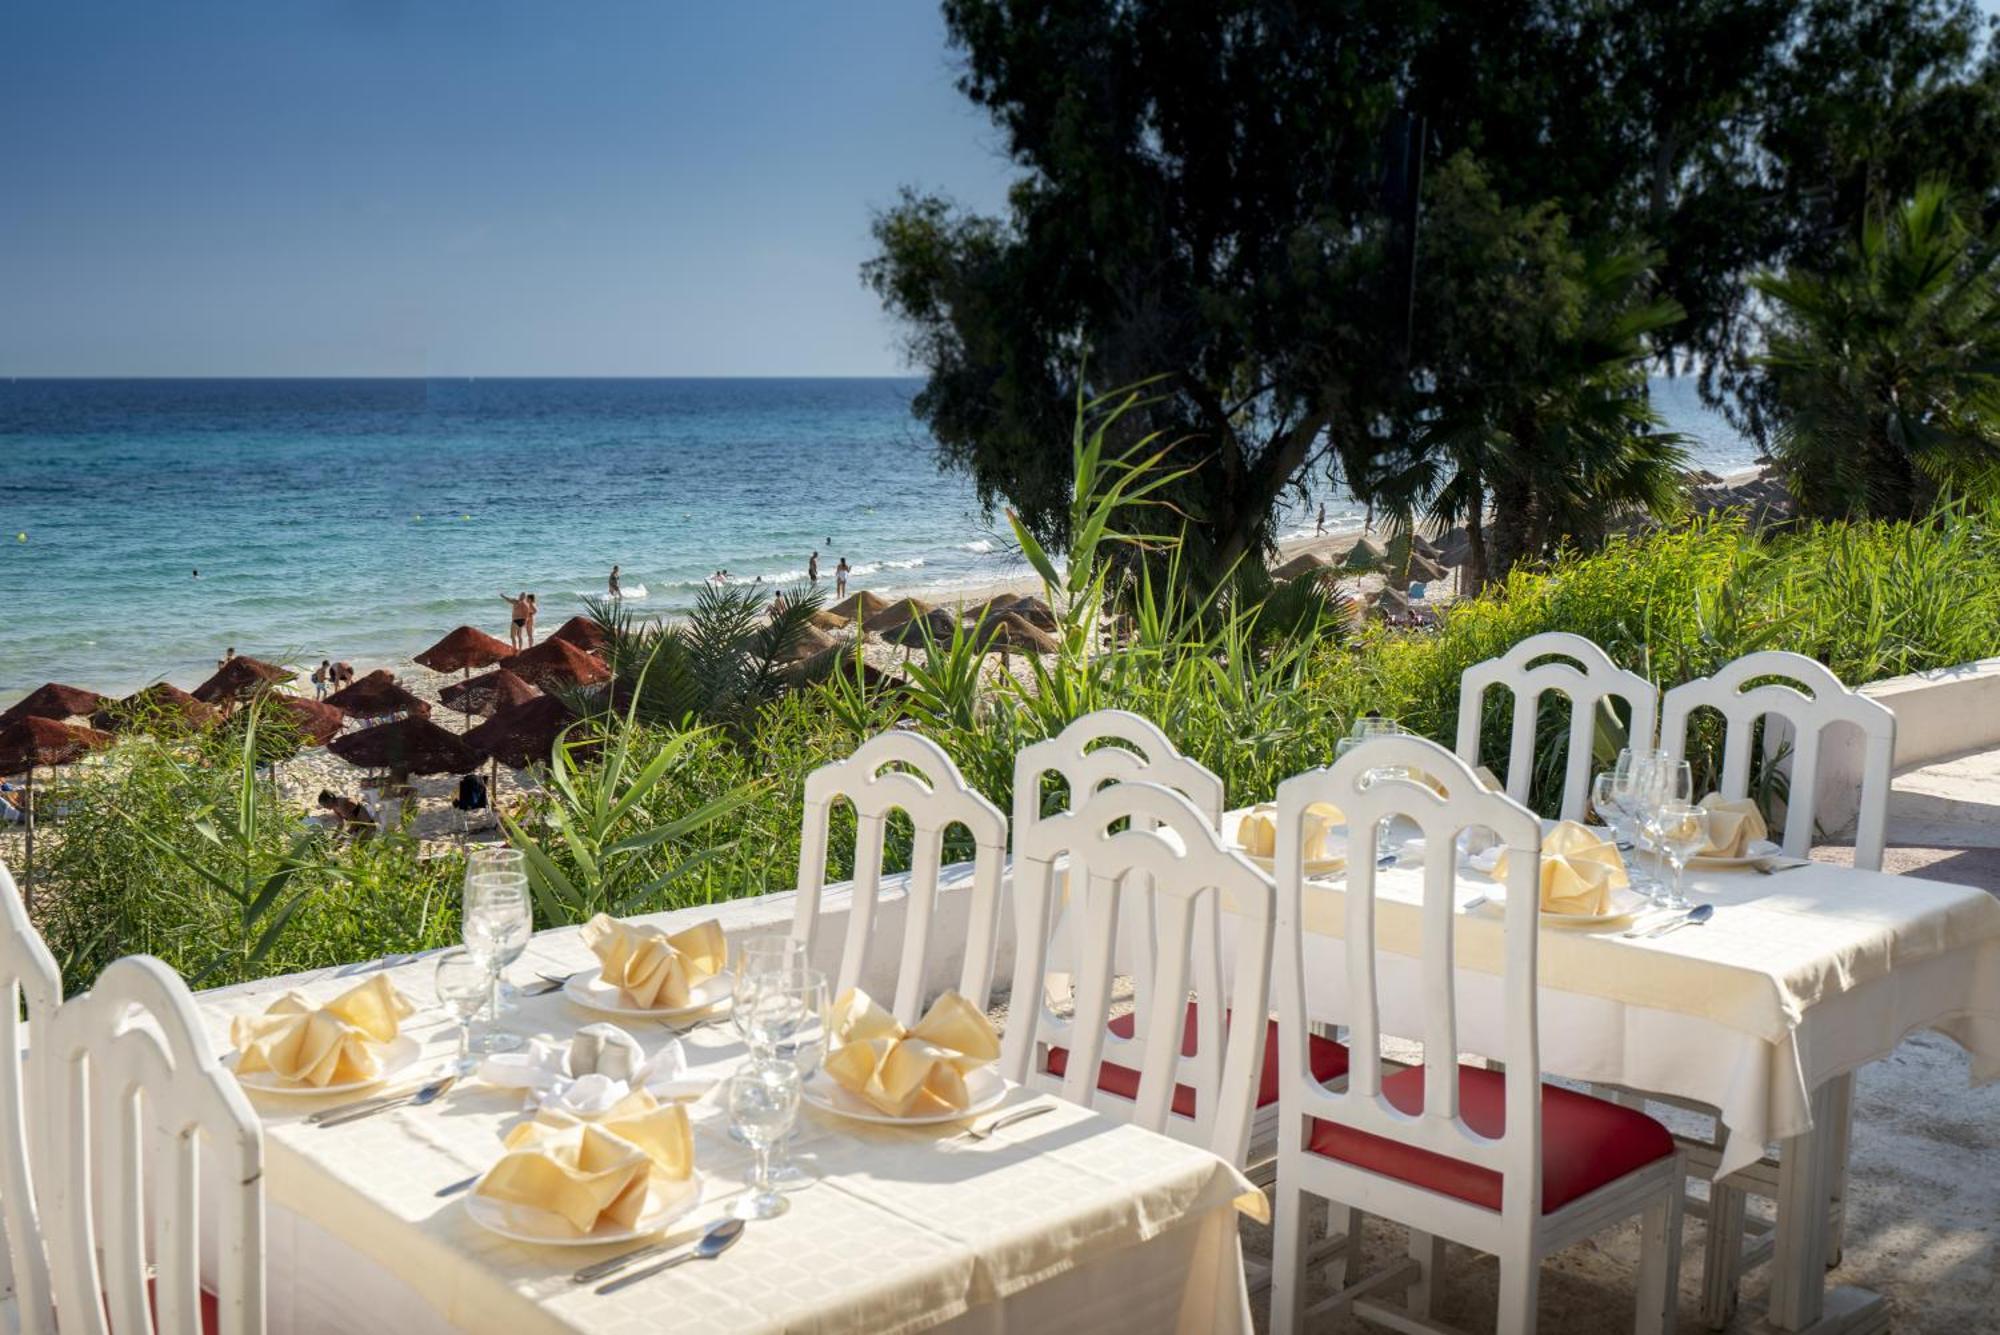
1753, 181, 2000, 521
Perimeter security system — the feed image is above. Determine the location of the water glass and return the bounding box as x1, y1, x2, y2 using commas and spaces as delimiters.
463, 872, 531, 1052
1340, 716, 1412, 862
433, 949, 490, 1075
1653, 802, 1709, 911
731, 935, 808, 1055
756, 968, 829, 1191
728, 1059, 801, 1221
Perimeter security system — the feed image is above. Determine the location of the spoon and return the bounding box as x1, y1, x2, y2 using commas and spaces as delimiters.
1640, 903, 1714, 939
591, 1218, 745, 1294
314, 1074, 457, 1128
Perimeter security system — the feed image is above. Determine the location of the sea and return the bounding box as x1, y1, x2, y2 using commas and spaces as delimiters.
0, 376, 1757, 706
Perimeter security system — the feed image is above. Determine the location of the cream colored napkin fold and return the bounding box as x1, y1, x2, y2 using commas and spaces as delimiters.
1489, 820, 1630, 916
1698, 794, 1768, 857
824, 988, 1002, 1117
1236, 802, 1344, 862
229, 974, 415, 1088
579, 914, 727, 1009
474, 1095, 694, 1236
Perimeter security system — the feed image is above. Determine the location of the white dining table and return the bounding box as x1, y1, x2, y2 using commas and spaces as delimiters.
194, 914, 1265, 1335
1210, 809, 2000, 1335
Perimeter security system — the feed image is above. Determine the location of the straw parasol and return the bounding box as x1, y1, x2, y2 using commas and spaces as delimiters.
1005, 595, 1059, 632
506, 636, 612, 691
975, 611, 1059, 656
1343, 539, 1385, 572
549, 616, 609, 655
329, 715, 480, 781
829, 590, 891, 622
440, 668, 539, 719
0, 682, 110, 728
326, 670, 431, 720
881, 609, 961, 651
1369, 587, 1412, 620
91, 683, 219, 733
1410, 533, 1444, 561
807, 609, 850, 632
415, 625, 514, 674
1271, 551, 1328, 583
0, 717, 115, 903
861, 597, 933, 636
466, 695, 583, 772
776, 623, 841, 664
192, 655, 293, 706
1407, 553, 1449, 584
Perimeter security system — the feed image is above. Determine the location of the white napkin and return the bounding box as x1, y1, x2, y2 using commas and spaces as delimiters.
478, 1027, 712, 1114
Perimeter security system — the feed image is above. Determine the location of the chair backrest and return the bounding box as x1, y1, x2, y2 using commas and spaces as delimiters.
1455, 631, 1659, 821
1001, 780, 1274, 1164
0, 861, 61, 1332
1274, 737, 1545, 1224
1659, 650, 1896, 869
1010, 709, 1224, 835
44, 955, 265, 1335
793, 729, 1008, 1027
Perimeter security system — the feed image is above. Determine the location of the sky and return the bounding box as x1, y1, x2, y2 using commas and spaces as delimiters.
0, 2, 1014, 377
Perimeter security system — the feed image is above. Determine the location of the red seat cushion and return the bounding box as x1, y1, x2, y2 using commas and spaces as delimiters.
1306, 1063, 1674, 1214
1045, 1002, 1349, 1120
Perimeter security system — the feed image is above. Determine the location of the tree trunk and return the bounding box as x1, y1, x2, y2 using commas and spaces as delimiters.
1207, 413, 1330, 578
1486, 471, 1535, 585
1464, 482, 1490, 594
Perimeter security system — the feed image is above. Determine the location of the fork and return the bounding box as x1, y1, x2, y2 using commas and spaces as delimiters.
957, 1104, 1054, 1142
523, 971, 577, 996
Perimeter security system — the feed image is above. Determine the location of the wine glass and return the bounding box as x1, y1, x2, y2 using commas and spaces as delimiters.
728, 1059, 801, 1221
756, 968, 828, 1192
731, 935, 807, 1055
463, 872, 530, 1053
434, 949, 490, 1075
1340, 716, 1411, 863
1653, 802, 1709, 911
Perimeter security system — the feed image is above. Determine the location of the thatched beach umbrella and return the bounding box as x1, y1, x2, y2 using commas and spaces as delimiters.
1271, 552, 1328, 583
1407, 553, 1448, 584
0, 717, 114, 904
192, 655, 293, 707
415, 625, 515, 675
440, 667, 539, 719
976, 612, 1059, 656
506, 636, 612, 691
1003, 595, 1059, 633
881, 609, 961, 652
0, 682, 111, 728
829, 590, 891, 622
549, 615, 609, 655
807, 609, 849, 632
467, 695, 584, 773
91, 683, 219, 733
862, 597, 933, 636
1343, 539, 1384, 572
1369, 587, 1412, 620
326, 669, 431, 720
776, 623, 841, 664
330, 715, 480, 782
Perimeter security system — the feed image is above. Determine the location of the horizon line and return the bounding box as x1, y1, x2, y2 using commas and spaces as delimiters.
0, 372, 925, 382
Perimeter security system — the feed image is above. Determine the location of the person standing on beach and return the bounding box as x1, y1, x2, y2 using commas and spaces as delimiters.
808, 551, 820, 584
835, 556, 850, 598
524, 593, 538, 646
311, 660, 330, 700
501, 591, 532, 650
1316, 503, 1326, 536
608, 565, 621, 598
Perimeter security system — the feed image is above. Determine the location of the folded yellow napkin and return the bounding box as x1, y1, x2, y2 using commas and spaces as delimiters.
824, 988, 1001, 1117
1236, 802, 1344, 861
579, 914, 727, 1010
229, 975, 415, 1088
475, 1095, 694, 1236
1489, 820, 1630, 916
1698, 794, 1768, 858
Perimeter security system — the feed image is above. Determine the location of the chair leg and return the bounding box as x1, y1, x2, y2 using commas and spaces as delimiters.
1406, 1229, 1445, 1319
1636, 1169, 1685, 1335
1271, 1182, 1311, 1335
1701, 1180, 1745, 1331
1327, 1205, 1364, 1291
1825, 1073, 1854, 1268
1496, 1242, 1540, 1335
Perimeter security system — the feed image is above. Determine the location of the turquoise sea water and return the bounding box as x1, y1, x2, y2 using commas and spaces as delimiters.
0, 377, 1756, 706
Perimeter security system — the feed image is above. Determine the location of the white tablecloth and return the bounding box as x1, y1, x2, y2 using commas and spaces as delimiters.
196, 917, 1259, 1335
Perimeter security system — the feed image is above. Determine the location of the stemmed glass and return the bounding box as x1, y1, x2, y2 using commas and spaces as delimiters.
755, 968, 828, 1192
727, 1059, 802, 1221
1652, 803, 1710, 911
434, 949, 490, 1075
731, 935, 807, 1055
1339, 715, 1411, 863
463, 871, 531, 1053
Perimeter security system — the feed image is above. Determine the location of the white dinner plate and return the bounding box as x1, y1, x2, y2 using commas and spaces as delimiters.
562, 968, 735, 1021
1238, 850, 1348, 877
1472, 884, 1650, 928
801, 1065, 1009, 1126
1689, 839, 1781, 868
465, 1169, 703, 1247
227, 1034, 422, 1097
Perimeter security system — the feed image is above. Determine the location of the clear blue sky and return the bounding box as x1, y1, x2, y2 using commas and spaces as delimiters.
0, 2, 1012, 377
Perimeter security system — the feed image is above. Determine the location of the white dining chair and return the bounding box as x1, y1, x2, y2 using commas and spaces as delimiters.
0, 860, 62, 1333
1456, 631, 1659, 822
793, 729, 1008, 1027
1657, 651, 1894, 1327
1658, 650, 1895, 869
43, 954, 265, 1335
1000, 779, 1286, 1164
1269, 736, 1683, 1335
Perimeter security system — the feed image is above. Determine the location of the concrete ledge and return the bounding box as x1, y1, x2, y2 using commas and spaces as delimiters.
1815, 658, 2000, 841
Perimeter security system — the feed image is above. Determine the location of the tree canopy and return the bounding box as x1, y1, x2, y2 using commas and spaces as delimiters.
867, 0, 2000, 579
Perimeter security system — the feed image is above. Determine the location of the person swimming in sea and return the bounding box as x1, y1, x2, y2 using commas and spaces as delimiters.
608, 565, 621, 597
501, 591, 533, 651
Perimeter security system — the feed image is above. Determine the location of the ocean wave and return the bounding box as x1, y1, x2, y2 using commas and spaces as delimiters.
848, 557, 925, 576
957, 539, 996, 554
574, 583, 650, 600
